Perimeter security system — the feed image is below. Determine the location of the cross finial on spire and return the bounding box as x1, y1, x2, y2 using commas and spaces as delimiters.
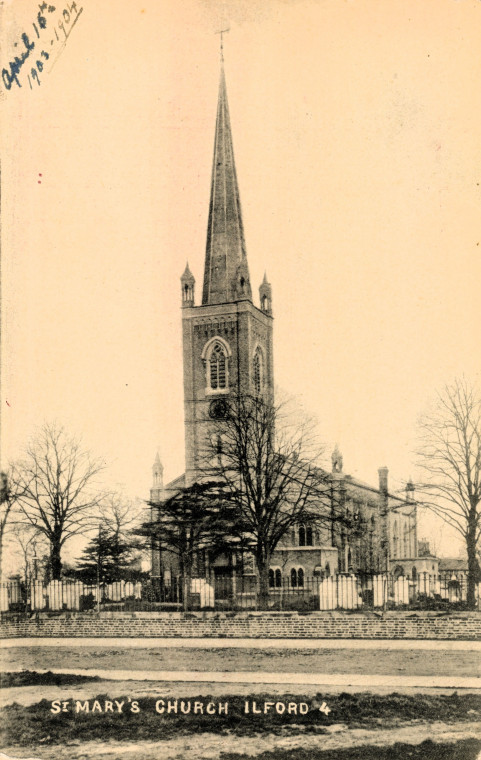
216, 27, 230, 62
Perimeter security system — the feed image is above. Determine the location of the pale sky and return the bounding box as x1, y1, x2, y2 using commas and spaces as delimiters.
1, 0, 480, 562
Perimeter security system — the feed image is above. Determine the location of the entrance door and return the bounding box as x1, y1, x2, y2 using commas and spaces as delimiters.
213, 567, 233, 601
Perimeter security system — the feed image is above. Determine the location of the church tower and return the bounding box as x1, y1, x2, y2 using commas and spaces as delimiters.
181, 58, 274, 487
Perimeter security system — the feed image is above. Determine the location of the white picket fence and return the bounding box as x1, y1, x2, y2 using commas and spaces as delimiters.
0, 579, 143, 612
318, 573, 480, 610
1, 572, 479, 612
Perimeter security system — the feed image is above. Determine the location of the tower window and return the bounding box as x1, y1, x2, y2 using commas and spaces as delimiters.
209, 342, 227, 390
253, 348, 263, 395
202, 336, 232, 394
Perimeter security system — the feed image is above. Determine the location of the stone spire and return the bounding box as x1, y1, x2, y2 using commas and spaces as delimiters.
202, 63, 251, 305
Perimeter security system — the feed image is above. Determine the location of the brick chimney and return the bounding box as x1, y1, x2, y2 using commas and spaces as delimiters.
405, 478, 415, 502
378, 466, 388, 494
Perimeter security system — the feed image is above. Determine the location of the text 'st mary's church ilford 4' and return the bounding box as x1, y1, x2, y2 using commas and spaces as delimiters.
150, 54, 434, 593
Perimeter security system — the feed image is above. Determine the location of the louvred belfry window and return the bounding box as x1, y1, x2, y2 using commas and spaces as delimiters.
209, 342, 227, 389
253, 348, 263, 395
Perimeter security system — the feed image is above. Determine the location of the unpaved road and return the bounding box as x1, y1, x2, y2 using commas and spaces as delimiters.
2, 720, 481, 760
2, 646, 479, 678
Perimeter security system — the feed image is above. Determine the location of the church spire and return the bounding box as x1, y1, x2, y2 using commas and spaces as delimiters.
202, 61, 251, 305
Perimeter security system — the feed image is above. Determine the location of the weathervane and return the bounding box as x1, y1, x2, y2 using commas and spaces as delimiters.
215, 27, 230, 62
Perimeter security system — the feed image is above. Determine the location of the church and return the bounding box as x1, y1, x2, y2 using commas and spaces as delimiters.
150, 54, 432, 601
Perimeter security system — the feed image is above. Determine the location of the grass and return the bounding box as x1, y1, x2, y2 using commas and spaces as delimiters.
0, 670, 100, 688
1, 691, 480, 747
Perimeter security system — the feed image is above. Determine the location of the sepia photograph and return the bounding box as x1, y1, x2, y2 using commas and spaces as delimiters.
0, 0, 480, 758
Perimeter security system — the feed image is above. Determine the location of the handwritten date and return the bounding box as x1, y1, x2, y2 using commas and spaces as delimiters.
1, 2, 83, 92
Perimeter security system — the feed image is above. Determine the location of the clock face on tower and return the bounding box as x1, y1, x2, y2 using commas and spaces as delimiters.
209, 398, 229, 419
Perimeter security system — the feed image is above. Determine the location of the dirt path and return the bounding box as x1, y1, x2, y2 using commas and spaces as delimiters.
3, 637, 480, 650
2, 645, 479, 678
2, 720, 481, 760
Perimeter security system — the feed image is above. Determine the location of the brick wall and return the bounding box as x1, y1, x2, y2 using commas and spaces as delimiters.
1, 611, 480, 640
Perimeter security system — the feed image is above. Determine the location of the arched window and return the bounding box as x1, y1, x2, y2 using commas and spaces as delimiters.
269, 568, 282, 588
355, 546, 360, 566
253, 348, 263, 395
209, 342, 227, 390
290, 568, 304, 588
393, 520, 398, 559
299, 525, 306, 546
306, 526, 313, 546
202, 337, 232, 394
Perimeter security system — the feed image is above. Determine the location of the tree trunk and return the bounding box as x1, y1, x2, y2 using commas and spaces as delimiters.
466, 511, 478, 610
180, 554, 192, 612
183, 573, 191, 612
257, 548, 270, 610
50, 542, 62, 580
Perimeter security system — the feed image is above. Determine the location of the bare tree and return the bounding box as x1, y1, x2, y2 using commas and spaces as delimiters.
0, 469, 29, 580
417, 378, 481, 607
0, 472, 14, 581
72, 491, 148, 583
11, 423, 106, 580
99, 492, 147, 543
13, 525, 48, 584
203, 394, 332, 608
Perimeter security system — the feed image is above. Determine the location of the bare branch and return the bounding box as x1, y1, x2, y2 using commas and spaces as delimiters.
8, 423, 106, 579
416, 377, 481, 607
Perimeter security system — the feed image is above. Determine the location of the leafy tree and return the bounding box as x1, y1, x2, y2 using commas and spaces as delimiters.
73, 524, 141, 584
417, 378, 481, 608
203, 394, 332, 608
10, 423, 105, 579
141, 481, 242, 610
